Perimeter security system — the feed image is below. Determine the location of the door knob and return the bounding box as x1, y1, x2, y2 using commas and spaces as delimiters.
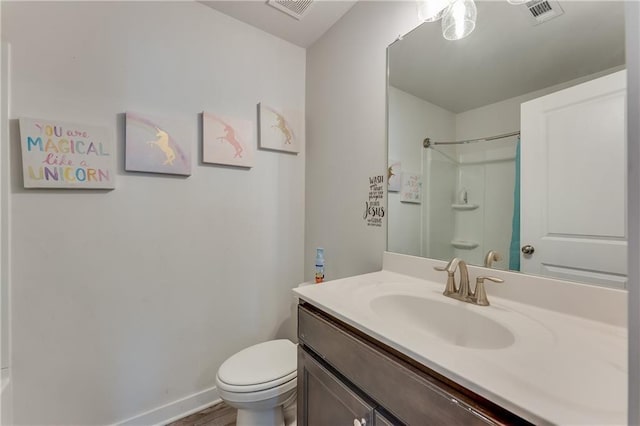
521, 245, 535, 255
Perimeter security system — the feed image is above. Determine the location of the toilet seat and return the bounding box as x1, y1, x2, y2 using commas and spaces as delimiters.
217, 376, 297, 404
216, 339, 297, 394
217, 370, 297, 393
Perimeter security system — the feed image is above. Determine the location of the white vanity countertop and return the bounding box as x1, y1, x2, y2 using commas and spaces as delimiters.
293, 270, 627, 426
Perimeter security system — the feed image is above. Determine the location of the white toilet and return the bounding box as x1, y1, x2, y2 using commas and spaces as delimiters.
216, 339, 297, 426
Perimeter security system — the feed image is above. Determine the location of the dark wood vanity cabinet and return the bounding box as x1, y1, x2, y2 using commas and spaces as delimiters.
297, 302, 531, 426
299, 349, 391, 425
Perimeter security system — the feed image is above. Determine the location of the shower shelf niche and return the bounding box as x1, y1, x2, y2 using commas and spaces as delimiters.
451, 240, 479, 250
452, 203, 479, 211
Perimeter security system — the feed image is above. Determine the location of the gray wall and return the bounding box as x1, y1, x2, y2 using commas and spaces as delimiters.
1, 2, 305, 424
305, 1, 419, 281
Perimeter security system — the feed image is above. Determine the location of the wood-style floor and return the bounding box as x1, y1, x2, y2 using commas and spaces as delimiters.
168, 402, 236, 426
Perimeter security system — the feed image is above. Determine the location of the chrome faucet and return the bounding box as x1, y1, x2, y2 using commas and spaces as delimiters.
434, 258, 505, 306
484, 250, 502, 268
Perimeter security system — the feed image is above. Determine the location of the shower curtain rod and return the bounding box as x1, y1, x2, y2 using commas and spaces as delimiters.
423, 131, 521, 148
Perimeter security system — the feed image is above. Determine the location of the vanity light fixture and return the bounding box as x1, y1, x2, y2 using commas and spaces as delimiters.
442, 0, 477, 40
419, 0, 531, 41
416, 0, 453, 22
417, 0, 555, 42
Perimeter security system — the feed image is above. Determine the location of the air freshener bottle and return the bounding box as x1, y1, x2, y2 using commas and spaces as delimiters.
315, 248, 325, 284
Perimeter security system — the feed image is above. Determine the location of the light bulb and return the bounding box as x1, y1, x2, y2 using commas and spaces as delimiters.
441, 0, 477, 40
416, 0, 452, 22
452, 0, 466, 39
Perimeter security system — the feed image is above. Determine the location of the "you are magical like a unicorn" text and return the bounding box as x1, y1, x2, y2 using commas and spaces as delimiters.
26, 134, 111, 183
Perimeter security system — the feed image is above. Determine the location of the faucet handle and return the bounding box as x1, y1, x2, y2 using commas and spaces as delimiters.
477, 276, 504, 284
434, 257, 460, 273
473, 276, 504, 306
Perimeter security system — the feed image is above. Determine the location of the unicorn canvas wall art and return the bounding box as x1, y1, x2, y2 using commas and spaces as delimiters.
202, 112, 254, 168
258, 103, 300, 154
125, 112, 192, 176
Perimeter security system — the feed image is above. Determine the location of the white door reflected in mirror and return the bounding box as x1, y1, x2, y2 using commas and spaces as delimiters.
520, 71, 627, 287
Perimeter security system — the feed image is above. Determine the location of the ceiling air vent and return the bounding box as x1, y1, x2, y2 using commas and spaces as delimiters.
523, 0, 564, 25
267, 0, 314, 20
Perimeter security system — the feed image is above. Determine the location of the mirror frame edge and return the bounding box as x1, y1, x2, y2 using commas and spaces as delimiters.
625, 1, 639, 423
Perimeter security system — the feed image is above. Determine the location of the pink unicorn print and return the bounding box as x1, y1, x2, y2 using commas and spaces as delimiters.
218, 124, 244, 158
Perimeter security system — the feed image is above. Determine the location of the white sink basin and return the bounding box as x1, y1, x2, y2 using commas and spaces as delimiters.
370, 294, 515, 349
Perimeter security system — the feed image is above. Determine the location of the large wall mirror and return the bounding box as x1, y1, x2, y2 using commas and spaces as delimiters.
387, 1, 627, 288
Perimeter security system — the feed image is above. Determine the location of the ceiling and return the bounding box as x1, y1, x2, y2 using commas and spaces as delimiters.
389, 1, 626, 113
201, 0, 357, 48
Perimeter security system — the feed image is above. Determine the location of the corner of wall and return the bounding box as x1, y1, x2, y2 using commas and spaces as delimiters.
0, 39, 12, 426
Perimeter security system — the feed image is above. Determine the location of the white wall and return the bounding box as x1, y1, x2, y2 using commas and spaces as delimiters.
1, 2, 305, 424
305, 2, 419, 281
387, 86, 455, 257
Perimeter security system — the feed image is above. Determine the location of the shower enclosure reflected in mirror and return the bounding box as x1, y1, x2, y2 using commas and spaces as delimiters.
387, 1, 627, 288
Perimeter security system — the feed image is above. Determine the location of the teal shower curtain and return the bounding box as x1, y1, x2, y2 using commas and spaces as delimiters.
509, 138, 521, 271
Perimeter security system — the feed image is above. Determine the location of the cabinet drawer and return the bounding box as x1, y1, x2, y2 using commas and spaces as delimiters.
298, 303, 517, 425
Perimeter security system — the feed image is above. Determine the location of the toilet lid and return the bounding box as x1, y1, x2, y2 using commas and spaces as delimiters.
217, 339, 297, 392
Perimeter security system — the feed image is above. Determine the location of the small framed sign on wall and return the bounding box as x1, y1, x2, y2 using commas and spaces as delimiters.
400, 172, 422, 203
19, 118, 115, 189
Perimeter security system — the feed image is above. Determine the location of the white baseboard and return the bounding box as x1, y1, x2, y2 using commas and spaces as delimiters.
115, 386, 221, 426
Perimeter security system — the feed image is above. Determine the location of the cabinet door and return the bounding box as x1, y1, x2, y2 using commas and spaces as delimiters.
298, 347, 374, 426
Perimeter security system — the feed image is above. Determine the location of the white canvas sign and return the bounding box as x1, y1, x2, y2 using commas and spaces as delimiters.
19, 118, 115, 189
401, 173, 422, 204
